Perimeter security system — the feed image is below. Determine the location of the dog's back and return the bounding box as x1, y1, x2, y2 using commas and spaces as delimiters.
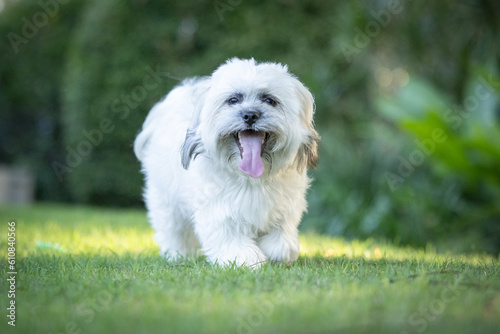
134, 78, 206, 163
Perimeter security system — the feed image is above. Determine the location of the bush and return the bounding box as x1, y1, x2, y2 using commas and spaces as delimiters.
60, 0, 361, 206
374, 69, 500, 253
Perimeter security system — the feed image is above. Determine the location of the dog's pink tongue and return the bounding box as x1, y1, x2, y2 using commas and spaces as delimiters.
238, 131, 264, 178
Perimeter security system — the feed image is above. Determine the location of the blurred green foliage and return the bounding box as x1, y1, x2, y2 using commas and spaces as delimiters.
377, 70, 500, 191
0, 0, 499, 252
375, 70, 500, 252
0, 0, 84, 201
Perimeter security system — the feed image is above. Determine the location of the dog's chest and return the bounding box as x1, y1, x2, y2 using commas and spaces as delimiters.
231, 184, 275, 228
196, 177, 293, 232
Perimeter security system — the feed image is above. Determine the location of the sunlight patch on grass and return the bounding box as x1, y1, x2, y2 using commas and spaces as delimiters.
28, 224, 158, 256
299, 234, 496, 265
1, 204, 157, 257
1, 204, 497, 265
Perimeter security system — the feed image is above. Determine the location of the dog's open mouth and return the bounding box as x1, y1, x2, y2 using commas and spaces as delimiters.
233, 130, 269, 178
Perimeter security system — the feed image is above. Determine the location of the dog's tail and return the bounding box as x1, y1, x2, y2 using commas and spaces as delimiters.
134, 99, 166, 162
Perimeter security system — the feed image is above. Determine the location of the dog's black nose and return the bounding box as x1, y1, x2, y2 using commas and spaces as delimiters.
241, 110, 261, 126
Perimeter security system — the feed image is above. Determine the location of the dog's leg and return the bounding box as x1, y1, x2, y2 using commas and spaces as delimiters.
153, 218, 200, 260
194, 216, 267, 267
146, 186, 200, 260
257, 225, 300, 264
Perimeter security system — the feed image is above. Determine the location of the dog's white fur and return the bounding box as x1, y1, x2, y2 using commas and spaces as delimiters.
134, 58, 319, 267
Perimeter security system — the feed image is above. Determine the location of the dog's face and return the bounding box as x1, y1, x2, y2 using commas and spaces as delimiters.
182, 58, 319, 178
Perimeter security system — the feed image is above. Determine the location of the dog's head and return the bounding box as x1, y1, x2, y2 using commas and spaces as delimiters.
181, 58, 319, 178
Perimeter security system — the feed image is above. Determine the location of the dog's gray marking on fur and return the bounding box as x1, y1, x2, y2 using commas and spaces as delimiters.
181, 129, 205, 169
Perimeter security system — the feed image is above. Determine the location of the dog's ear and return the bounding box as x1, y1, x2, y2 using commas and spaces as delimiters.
181, 128, 204, 169
294, 80, 320, 172
181, 78, 210, 169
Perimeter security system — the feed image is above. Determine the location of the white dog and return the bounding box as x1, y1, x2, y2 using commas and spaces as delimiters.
134, 58, 319, 267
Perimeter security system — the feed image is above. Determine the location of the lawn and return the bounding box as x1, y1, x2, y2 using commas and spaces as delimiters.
0, 204, 499, 334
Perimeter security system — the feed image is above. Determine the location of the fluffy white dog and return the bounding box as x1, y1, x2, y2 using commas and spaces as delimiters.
134, 58, 319, 267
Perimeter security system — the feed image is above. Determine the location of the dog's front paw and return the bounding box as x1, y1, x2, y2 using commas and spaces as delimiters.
207, 244, 268, 268
258, 230, 299, 264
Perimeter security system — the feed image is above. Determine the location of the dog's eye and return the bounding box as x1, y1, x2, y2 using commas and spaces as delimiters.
263, 97, 277, 107
228, 97, 239, 105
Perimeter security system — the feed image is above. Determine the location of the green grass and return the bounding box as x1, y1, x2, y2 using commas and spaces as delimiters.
0, 204, 499, 334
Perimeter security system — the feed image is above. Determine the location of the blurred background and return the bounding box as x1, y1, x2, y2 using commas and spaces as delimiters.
1, 0, 499, 254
